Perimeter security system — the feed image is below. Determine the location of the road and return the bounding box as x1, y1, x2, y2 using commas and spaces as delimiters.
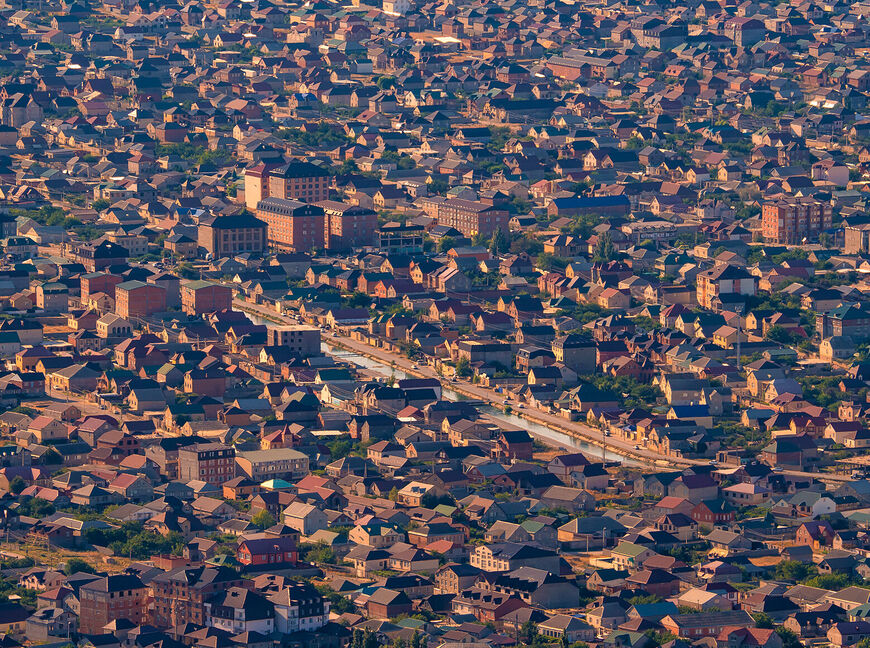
232, 298, 695, 467
232, 298, 849, 481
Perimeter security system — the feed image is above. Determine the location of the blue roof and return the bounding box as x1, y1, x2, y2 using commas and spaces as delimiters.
669, 405, 711, 417
630, 602, 679, 618
552, 195, 630, 208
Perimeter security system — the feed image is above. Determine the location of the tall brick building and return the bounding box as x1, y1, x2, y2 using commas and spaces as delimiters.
198, 213, 267, 257
150, 566, 245, 628
245, 160, 329, 208
318, 201, 378, 250
256, 197, 325, 252
115, 281, 166, 319
762, 198, 832, 244
79, 574, 148, 634
244, 161, 282, 210
268, 161, 330, 203
419, 197, 509, 238
81, 272, 123, 302
178, 442, 236, 485
181, 280, 233, 315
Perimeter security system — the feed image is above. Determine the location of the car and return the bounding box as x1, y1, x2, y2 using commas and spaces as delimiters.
517, 403, 524, 409
633, 445, 640, 450
604, 432, 610, 437
773, 467, 783, 472
412, 364, 418, 369
502, 400, 509, 405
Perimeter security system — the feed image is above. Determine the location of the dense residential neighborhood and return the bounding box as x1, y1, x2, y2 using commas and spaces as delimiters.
6, 0, 870, 646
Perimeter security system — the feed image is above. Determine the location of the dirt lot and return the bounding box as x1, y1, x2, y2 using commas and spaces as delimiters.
1, 541, 136, 574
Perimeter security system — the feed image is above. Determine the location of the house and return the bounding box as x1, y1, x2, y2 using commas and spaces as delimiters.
237, 536, 297, 567
366, 588, 413, 619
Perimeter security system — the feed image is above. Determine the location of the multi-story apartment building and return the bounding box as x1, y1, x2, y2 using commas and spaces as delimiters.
696, 263, 757, 310
817, 304, 870, 342
235, 448, 309, 481
180, 280, 232, 315
378, 222, 424, 253
115, 280, 166, 319
150, 566, 245, 629
762, 197, 832, 244
317, 200, 378, 250
81, 272, 123, 302
198, 213, 267, 257
144, 436, 206, 480
178, 442, 236, 485
269, 582, 330, 634
256, 197, 325, 252
244, 161, 282, 210
67, 240, 130, 272
845, 223, 870, 254
268, 161, 330, 203
266, 326, 321, 357
79, 575, 148, 634
419, 197, 509, 238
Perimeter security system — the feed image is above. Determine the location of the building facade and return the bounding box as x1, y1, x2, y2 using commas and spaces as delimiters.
115, 281, 166, 319
198, 213, 267, 258
256, 197, 325, 252
762, 198, 833, 244
268, 161, 330, 203
267, 326, 321, 357
180, 281, 233, 315
178, 442, 236, 485
318, 200, 378, 250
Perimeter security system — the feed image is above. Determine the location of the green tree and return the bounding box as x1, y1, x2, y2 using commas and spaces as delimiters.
776, 627, 801, 648
8, 477, 25, 495
91, 198, 110, 211
63, 557, 96, 575
437, 236, 455, 253
364, 630, 379, 648
302, 541, 336, 564
521, 621, 537, 645
388, 487, 399, 502
344, 291, 372, 309
773, 560, 816, 582
251, 510, 276, 530
490, 228, 508, 255
593, 232, 616, 263
410, 631, 426, 648
752, 613, 774, 629
765, 325, 797, 345
455, 356, 472, 378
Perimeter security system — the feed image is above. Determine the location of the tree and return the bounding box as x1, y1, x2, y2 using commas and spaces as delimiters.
593, 232, 616, 263
437, 236, 455, 253
455, 356, 472, 378
63, 557, 96, 575
410, 631, 426, 648
8, 477, 25, 495
521, 620, 538, 645
251, 510, 276, 530
776, 627, 801, 648
765, 325, 797, 345
388, 487, 399, 502
363, 630, 379, 648
752, 613, 774, 629
344, 291, 372, 309
489, 228, 508, 255
773, 560, 816, 582
819, 232, 833, 248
